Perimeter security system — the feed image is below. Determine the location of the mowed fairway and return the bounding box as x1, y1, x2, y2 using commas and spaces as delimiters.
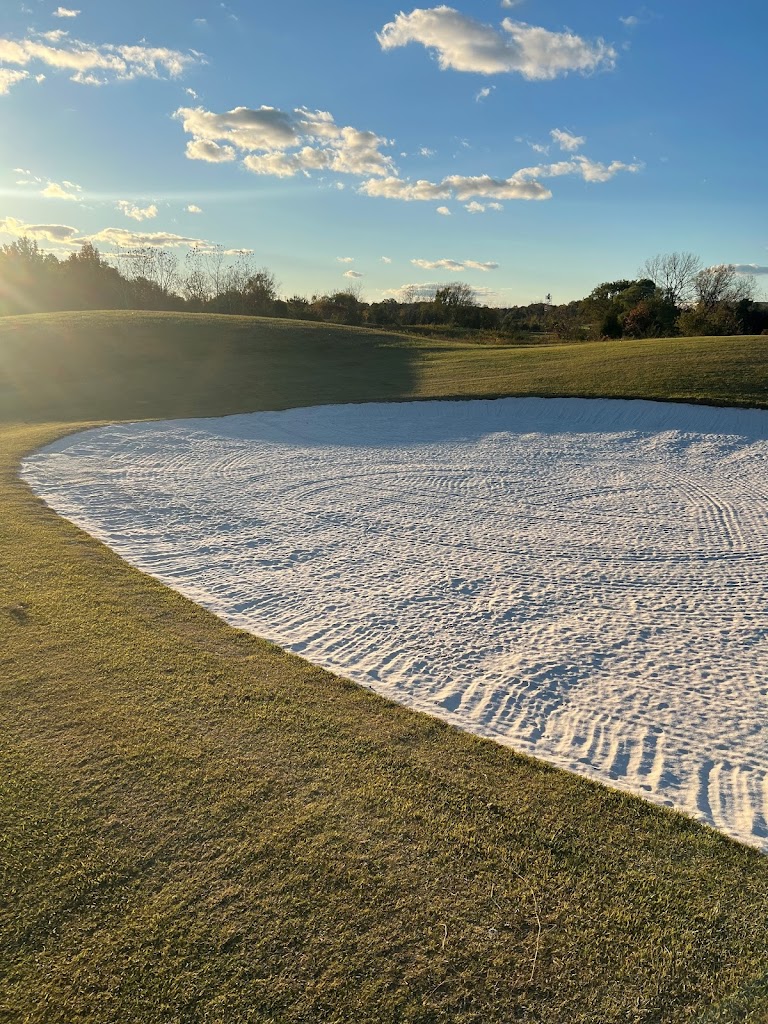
3, 311, 768, 1023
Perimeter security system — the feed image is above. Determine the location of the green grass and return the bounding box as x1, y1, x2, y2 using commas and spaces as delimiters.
2, 311, 768, 1023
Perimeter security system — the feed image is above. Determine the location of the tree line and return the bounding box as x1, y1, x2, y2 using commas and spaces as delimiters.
1, 238, 765, 339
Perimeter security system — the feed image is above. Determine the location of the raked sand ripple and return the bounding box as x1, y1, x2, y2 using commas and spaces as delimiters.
21, 398, 768, 851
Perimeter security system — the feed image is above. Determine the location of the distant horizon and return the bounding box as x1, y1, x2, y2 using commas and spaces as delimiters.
1, 1, 766, 305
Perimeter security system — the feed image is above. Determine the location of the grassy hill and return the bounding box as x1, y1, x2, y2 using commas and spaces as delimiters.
2, 311, 768, 1023
3, 310, 768, 424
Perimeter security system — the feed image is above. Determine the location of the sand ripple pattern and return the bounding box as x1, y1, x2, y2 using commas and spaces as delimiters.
22, 398, 768, 851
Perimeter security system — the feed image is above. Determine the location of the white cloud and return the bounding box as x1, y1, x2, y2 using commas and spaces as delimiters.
464, 200, 503, 213
41, 180, 80, 200
336, 256, 354, 263
39, 29, 69, 43
384, 281, 500, 302
177, 105, 298, 150
436, 206, 451, 215
185, 138, 236, 163
514, 155, 642, 183
193, 18, 207, 27
0, 214, 218, 252
0, 33, 202, 85
501, 0, 524, 6
412, 258, 462, 271
465, 259, 499, 271
343, 270, 363, 278
360, 173, 551, 202
176, 103, 395, 179
411, 257, 498, 272
186, 204, 203, 213
0, 69, 29, 94
116, 200, 158, 221
88, 226, 211, 248
730, 264, 768, 276
550, 128, 585, 152
16, 169, 83, 199
377, 7, 616, 80
475, 86, 493, 101
381, 256, 392, 263
53, 7, 80, 17
620, 15, 640, 27
330, 126, 394, 177
419, 146, 435, 156
386, 282, 441, 301
0, 215, 79, 244
242, 151, 307, 177
360, 153, 639, 206
360, 177, 449, 201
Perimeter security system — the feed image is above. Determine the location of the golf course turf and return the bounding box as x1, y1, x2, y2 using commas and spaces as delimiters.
2, 311, 768, 1023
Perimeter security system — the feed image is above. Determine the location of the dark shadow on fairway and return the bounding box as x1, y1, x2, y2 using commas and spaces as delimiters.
0, 311, 422, 425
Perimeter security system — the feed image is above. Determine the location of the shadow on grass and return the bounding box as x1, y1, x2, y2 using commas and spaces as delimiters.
0, 311, 422, 425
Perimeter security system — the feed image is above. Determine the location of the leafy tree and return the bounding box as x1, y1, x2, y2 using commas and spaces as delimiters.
367, 298, 399, 326
600, 311, 623, 338
244, 268, 279, 313
310, 290, 365, 325
676, 304, 742, 337
284, 295, 314, 320
60, 243, 124, 309
621, 296, 678, 338
583, 279, 660, 338
0, 237, 59, 314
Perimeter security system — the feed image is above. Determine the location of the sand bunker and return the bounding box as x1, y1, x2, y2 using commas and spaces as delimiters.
22, 397, 768, 851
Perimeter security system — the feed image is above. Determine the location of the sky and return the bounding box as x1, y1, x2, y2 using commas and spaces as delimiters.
1, 0, 767, 306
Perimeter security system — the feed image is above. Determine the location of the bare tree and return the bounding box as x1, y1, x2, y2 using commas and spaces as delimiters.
152, 249, 179, 295
693, 264, 756, 309
223, 250, 255, 295
203, 244, 227, 300
434, 281, 477, 307
640, 251, 702, 306
120, 246, 156, 283
182, 246, 212, 307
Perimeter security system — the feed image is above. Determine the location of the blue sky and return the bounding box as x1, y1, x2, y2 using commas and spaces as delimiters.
1, 0, 766, 305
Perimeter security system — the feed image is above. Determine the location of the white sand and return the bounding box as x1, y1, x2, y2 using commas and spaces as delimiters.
21, 397, 768, 851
